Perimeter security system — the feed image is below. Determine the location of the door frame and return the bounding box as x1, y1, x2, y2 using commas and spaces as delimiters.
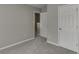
33, 11, 40, 38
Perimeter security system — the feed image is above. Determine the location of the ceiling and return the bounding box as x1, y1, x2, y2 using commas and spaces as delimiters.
29, 4, 46, 9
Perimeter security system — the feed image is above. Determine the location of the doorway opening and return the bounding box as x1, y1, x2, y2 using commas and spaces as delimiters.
34, 13, 40, 37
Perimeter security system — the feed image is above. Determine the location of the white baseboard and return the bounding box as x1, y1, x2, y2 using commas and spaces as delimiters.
47, 40, 59, 47
0, 37, 34, 51
47, 40, 78, 53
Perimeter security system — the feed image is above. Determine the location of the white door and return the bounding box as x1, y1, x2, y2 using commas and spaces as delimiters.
40, 13, 47, 38
58, 5, 78, 52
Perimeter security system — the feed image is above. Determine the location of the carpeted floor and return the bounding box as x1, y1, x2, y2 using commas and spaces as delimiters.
0, 36, 77, 54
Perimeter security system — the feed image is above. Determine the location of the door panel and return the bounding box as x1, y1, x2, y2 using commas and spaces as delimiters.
40, 13, 47, 37
58, 5, 77, 52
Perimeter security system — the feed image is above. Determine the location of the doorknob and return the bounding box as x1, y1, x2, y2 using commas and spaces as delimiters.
59, 28, 62, 30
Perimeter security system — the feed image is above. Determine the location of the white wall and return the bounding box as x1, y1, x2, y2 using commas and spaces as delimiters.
40, 13, 47, 38
47, 4, 58, 44
0, 4, 40, 48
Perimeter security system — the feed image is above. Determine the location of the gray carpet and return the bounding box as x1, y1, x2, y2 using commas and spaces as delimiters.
0, 36, 77, 54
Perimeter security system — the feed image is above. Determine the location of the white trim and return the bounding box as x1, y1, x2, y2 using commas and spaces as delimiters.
47, 40, 78, 53
33, 11, 40, 13
0, 37, 34, 51
47, 40, 59, 47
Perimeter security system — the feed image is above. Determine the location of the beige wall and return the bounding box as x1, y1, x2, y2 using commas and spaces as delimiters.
41, 6, 47, 12
47, 4, 58, 44
0, 4, 40, 48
